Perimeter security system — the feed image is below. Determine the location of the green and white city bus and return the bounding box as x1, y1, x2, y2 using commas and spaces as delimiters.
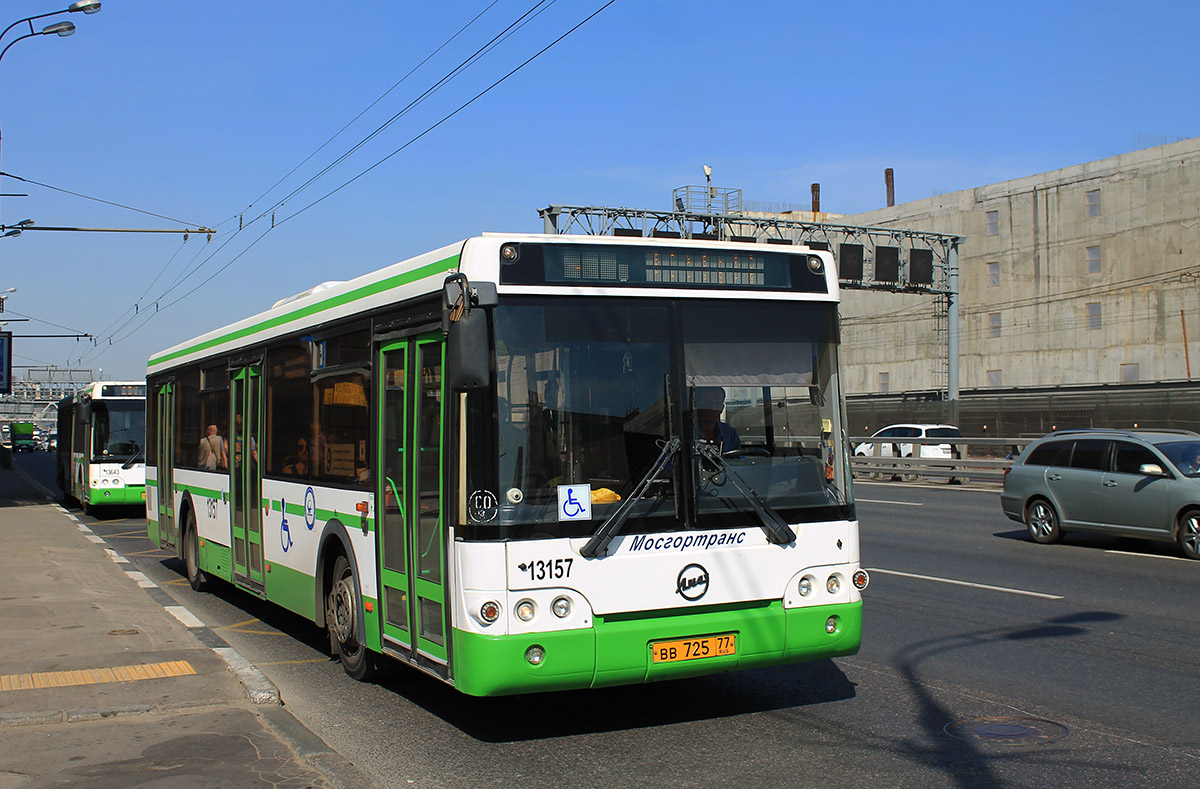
146, 233, 867, 696
57, 381, 147, 512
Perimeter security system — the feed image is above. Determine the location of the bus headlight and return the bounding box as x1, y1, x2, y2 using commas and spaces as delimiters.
516, 600, 536, 622
551, 596, 572, 618
525, 645, 545, 665
501, 243, 520, 263
826, 574, 842, 595
797, 576, 814, 597
825, 616, 840, 634
808, 255, 824, 273
480, 601, 501, 624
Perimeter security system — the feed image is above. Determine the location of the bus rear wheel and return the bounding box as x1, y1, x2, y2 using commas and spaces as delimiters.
327, 554, 376, 681
185, 510, 212, 592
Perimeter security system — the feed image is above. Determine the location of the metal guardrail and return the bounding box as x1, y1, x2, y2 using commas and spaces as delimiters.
848, 437, 1028, 484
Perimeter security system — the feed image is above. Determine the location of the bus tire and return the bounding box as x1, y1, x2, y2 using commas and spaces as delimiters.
1025, 499, 1062, 544
327, 554, 376, 681
1177, 509, 1200, 560
184, 510, 213, 592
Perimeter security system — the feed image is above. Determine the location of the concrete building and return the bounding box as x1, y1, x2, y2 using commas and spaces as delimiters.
838, 137, 1200, 396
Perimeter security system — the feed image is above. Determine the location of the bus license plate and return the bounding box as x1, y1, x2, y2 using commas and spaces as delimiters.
651, 633, 736, 663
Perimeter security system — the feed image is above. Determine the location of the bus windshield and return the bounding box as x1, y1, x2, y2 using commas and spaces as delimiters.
92, 400, 145, 460
480, 297, 849, 539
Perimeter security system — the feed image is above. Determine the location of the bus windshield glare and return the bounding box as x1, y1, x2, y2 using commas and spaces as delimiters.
480, 297, 849, 538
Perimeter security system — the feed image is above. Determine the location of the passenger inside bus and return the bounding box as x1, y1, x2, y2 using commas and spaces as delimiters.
282, 439, 309, 476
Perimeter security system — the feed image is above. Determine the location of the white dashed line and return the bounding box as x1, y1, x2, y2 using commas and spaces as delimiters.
124, 570, 157, 589
1103, 550, 1193, 563
165, 605, 205, 628
856, 498, 924, 506
867, 567, 1064, 599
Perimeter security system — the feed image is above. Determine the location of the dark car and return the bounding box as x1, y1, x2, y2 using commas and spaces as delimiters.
1001, 428, 1200, 559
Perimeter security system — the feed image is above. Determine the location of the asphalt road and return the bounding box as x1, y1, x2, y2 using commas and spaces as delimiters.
18, 453, 1200, 788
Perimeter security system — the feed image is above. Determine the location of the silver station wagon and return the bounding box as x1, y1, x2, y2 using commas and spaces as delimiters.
1001, 429, 1200, 560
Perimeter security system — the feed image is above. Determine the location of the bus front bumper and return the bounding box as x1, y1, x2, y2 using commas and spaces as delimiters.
87, 485, 146, 507
450, 600, 862, 697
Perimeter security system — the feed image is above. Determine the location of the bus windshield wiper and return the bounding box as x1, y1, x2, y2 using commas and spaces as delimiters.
580, 436, 680, 558
122, 448, 144, 469
694, 442, 795, 545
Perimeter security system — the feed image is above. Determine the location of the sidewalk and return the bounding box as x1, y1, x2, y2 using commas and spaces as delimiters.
0, 465, 376, 788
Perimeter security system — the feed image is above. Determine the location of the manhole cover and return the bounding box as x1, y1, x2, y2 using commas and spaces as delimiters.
107, 629, 140, 636
944, 716, 1069, 745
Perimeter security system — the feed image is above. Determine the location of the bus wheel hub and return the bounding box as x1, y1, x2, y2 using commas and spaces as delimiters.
330, 579, 355, 643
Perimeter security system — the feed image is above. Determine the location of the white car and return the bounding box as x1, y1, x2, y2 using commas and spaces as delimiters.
854, 423, 962, 459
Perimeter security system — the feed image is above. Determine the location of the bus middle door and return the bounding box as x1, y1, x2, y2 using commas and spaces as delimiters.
230, 365, 265, 589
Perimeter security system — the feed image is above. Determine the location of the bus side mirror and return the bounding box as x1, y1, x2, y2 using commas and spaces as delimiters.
443, 278, 496, 391
447, 308, 490, 390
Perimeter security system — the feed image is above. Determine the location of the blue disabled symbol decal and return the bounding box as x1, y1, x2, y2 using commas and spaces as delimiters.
556, 484, 592, 522
281, 497, 293, 552
304, 487, 316, 530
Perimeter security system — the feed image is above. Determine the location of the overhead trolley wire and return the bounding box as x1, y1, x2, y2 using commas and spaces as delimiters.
240, 0, 505, 218
0, 171, 206, 228
275, 0, 616, 229
77, 0, 618, 365
250, 0, 561, 227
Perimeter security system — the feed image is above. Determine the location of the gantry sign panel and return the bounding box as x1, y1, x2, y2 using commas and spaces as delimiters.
539, 205, 960, 296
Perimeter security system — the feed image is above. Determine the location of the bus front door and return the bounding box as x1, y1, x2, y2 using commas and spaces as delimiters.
230, 366, 264, 589
377, 335, 448, 669
155, 383, 176, 549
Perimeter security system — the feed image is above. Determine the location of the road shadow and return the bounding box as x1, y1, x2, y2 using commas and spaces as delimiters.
993, 528, 1186, 559
159, 556, 335, 655
885, 609, 1129, 788
374, 656, 857, 743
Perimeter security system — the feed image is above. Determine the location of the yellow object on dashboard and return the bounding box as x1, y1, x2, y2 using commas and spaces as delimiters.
590, 487, 621, 503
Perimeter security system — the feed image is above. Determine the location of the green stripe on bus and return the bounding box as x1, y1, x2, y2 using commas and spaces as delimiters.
174, 483, 224, 500
148, 255, 459, 368
265, 498, 375, 533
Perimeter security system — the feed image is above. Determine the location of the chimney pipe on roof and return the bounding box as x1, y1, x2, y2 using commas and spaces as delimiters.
885, 168, 895, 207
811, 183, 820, 213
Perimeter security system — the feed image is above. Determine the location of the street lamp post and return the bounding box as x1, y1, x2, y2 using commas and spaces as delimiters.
0, 1, 101, 244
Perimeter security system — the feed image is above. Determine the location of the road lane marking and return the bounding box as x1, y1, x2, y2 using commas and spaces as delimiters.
856, 499, 924, 506
124, 570, 157, 589
257, 658, 331, 666
1103, 550, 1192, 562
0, 661, 196, 691
165, 605, 205, 628
867, 568, 1064, 599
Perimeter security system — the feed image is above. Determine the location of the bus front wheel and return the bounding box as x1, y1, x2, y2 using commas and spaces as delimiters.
327, 554, 376, 681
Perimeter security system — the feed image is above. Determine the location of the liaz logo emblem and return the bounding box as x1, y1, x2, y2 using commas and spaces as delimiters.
676, 563, 710, 601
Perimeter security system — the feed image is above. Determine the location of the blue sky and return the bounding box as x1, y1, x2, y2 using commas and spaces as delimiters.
2, 0, 1197, 379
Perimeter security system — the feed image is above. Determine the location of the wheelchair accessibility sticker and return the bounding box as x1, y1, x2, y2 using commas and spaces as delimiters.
281, 498, 294, 552
557, 484, 592, 522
